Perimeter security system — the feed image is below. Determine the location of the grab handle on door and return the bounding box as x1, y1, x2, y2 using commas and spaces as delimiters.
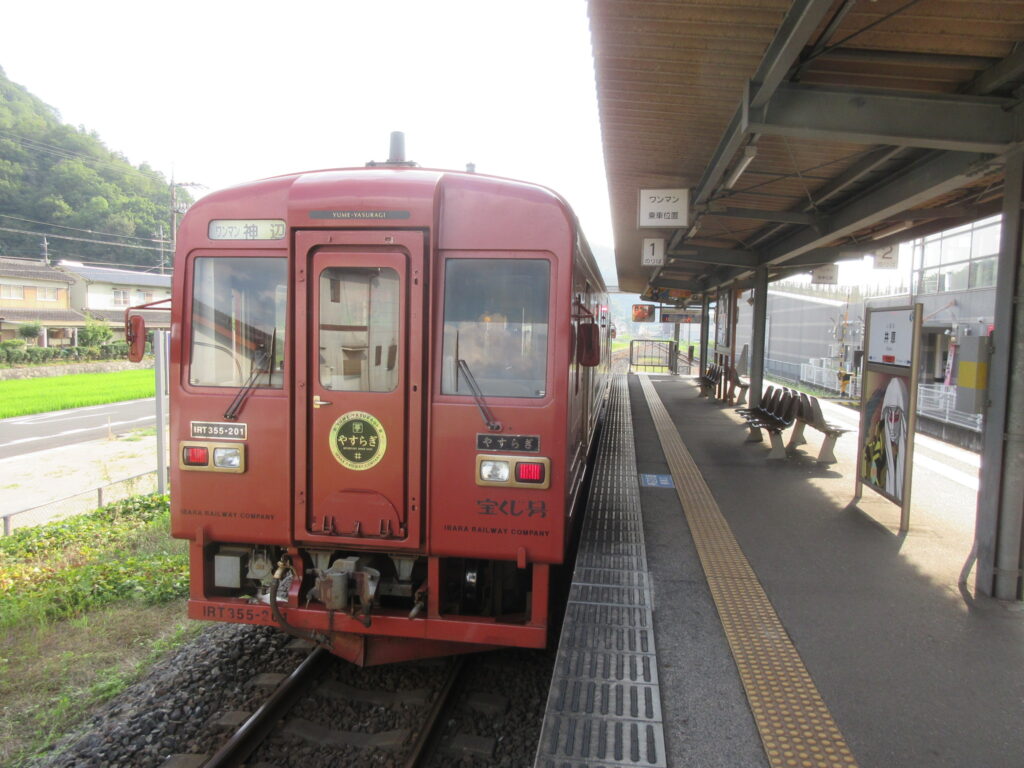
312, 395, 333, 409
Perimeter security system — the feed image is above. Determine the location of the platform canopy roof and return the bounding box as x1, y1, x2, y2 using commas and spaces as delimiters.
588, 0, 1024, 300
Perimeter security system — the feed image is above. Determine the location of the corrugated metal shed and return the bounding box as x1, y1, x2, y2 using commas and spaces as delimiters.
588, 0, 1024, 296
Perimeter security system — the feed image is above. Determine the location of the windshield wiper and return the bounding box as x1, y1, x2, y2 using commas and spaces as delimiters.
224, 330, 276, 420
457, 358, 501, 432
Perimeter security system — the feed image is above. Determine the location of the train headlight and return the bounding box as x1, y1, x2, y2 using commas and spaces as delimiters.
213, 447, 242, 469
480, 459, 511, 483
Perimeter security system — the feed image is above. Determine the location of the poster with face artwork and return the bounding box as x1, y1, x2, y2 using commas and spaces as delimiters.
860, 370, 911, 504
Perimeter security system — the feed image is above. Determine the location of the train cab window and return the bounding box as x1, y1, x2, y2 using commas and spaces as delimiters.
189, 257, 287, 388
319, 267, 400, 392
442, 259, 549, 398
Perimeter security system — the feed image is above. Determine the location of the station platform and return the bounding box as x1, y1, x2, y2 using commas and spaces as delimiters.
537, 373, 1024, 768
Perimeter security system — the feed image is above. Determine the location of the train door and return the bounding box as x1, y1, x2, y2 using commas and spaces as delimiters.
296, 231, 424, 549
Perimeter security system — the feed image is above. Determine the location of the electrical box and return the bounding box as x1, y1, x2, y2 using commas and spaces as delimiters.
214, 546, 248, 589
955, 335, 990, 414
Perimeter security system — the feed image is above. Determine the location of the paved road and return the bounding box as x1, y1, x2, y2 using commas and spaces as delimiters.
0, 398, 165, 460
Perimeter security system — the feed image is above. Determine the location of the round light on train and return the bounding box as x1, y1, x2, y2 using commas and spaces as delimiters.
480, 459, 510, 483
213, 447, 242, 469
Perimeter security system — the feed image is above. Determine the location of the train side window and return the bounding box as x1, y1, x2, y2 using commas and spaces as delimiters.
319, 267, 400, 392
189, 257, 287, 388
441, 259, 549, 398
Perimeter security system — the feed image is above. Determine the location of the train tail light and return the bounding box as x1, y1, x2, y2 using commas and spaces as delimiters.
183, 446, 209, 466
476, 455, 551, 489
515, 462, 546, 484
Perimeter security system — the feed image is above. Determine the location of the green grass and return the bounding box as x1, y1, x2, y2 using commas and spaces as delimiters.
0, 493, 195, 766
0, 369, 155, 419
0, 494, 187, 627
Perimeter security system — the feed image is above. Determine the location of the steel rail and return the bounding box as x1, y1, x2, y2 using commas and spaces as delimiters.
203, 647, 332, 768
402, 657, 465, 768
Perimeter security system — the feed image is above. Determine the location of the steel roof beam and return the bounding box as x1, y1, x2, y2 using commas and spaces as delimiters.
667, 246, 759, 268
964, 46, 1024, 96
687, 0, 836, 217
746, 83, 1021, 154
759, 150, 1004, 266
651, 277, 704, 291
704, 206, 819, 226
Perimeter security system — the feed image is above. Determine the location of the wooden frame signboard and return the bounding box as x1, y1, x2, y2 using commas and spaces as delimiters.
854, 305, 922, 532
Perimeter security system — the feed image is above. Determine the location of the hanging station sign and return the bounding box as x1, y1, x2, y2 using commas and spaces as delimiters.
638, 188, 689, 228
641, 238, 666, 266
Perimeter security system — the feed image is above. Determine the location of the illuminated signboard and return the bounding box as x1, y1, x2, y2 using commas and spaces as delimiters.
208, 220, 286, 240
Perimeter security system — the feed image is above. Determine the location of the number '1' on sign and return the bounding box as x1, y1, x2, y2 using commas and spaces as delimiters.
642, 238, 665, 266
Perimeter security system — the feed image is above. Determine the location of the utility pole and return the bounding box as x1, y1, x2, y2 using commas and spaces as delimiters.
158, 224, 165, 275
170, 179, 204, 268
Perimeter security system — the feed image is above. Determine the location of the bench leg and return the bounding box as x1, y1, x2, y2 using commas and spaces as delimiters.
745, 425, 764, 443
766, 431, 787, 460
787, 421, 807, 450
735, 387, 748, 407
817, 434, 839, 464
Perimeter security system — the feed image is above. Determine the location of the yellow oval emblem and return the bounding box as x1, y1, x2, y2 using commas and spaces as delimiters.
329, 411, 387, 470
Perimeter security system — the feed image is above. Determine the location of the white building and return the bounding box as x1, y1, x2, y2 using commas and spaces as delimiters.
58, 261, 171, 337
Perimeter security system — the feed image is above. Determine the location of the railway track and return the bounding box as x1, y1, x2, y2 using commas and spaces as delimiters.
162, 644, 467, 768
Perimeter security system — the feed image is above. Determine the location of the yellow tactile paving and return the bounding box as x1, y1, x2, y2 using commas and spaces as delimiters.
639, 375, 858, 768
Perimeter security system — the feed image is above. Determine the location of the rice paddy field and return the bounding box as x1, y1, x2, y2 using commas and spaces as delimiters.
0, 370, 156, 420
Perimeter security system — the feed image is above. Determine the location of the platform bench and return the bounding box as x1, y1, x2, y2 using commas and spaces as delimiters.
740, 387, 799, 460
789, 394, 851, 464
727, 366, 750, 406
698, 363, 723, 397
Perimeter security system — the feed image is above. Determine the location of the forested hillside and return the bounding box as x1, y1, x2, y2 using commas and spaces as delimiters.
0, 66, 188, 269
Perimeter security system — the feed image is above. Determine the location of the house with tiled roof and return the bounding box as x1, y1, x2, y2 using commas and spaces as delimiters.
57, 261, 171, 337
0, 256, 86, 345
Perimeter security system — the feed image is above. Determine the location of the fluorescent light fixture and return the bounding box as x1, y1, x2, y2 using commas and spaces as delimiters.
724, 146, 757, 190
871, 220, 914, 240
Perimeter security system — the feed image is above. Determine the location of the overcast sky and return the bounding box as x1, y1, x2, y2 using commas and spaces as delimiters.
2, 0, 617, 280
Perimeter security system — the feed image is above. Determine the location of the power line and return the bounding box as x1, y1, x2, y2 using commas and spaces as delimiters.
0, 225, 167, 253
0, 128, 170, 185
0, 213, 171, 245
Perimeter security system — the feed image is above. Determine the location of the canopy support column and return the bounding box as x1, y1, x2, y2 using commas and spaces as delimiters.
699, 293, 711, 376
749, 267, 769, 408
976, 148, 1024, 600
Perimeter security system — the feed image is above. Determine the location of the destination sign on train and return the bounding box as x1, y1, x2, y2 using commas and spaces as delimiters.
208, 219, 286, 240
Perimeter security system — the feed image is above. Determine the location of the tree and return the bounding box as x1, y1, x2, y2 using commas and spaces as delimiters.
18, 322, 41, 345
78, 315, 113, 347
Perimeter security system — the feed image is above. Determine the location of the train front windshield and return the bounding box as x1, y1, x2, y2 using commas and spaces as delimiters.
442, 259, 550, 398
189, 257, 287, 388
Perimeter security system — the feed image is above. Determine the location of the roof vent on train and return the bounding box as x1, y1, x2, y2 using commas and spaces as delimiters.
366, 131, 418, 168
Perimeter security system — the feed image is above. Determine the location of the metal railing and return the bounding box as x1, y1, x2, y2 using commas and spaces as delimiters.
628, 339, 693, 374
765, 358, 805, 384
796, 362, 983, 432
917, 384, 985, 432
1, 470, 159, 535
630, 339, 674, 372
797, 362, 863, 399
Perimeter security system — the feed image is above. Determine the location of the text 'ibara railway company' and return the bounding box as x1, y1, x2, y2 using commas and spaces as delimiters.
126, 135, 611, 666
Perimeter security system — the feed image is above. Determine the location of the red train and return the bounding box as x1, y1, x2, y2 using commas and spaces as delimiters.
129, 142, 610, 665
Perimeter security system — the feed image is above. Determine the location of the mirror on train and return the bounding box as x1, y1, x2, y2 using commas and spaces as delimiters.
577, 323, 601, 367
632, 304, 656, 323
127, 314, 147, 363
